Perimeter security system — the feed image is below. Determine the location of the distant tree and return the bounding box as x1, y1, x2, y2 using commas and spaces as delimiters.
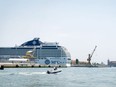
76, 59, 79, 64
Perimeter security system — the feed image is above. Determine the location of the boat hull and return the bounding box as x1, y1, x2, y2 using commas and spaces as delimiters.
47, 70, 62, 74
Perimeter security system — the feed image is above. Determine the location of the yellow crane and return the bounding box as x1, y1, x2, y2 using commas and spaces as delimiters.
23, 47, 36, 58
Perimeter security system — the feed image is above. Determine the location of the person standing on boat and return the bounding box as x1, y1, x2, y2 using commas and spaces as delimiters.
54, 66, 57, 70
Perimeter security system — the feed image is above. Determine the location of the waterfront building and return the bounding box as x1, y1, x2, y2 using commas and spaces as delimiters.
107, 59, 116, 67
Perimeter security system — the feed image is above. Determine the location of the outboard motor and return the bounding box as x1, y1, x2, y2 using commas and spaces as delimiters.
47, 70, 50, 74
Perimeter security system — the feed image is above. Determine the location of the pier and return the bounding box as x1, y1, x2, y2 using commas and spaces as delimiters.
0, 62, 66, 68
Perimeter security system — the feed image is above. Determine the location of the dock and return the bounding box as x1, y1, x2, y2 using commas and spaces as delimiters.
0, 62, 66, 68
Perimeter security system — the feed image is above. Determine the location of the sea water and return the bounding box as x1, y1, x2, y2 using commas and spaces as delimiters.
0, 67, 116, 87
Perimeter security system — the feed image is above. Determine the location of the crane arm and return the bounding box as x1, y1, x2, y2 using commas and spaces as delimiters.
90, 46, 97, 58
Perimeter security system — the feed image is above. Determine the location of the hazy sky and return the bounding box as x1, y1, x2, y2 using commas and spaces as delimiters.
0, 0, 116, 64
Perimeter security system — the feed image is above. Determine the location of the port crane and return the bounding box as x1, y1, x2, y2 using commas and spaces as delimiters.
87, 46, 97, 64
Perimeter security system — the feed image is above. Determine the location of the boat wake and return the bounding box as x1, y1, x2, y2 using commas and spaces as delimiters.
8, 72, 47, 76
19, 72, 47, 75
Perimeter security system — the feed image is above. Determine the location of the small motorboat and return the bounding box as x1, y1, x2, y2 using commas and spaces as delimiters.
47, 69, 62, 74
47, 66, 62, 74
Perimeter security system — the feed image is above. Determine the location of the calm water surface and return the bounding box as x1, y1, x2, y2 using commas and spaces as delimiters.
0, 67, 116, 87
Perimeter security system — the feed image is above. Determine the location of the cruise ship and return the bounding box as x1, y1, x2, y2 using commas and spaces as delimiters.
0, 38, 71, 66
